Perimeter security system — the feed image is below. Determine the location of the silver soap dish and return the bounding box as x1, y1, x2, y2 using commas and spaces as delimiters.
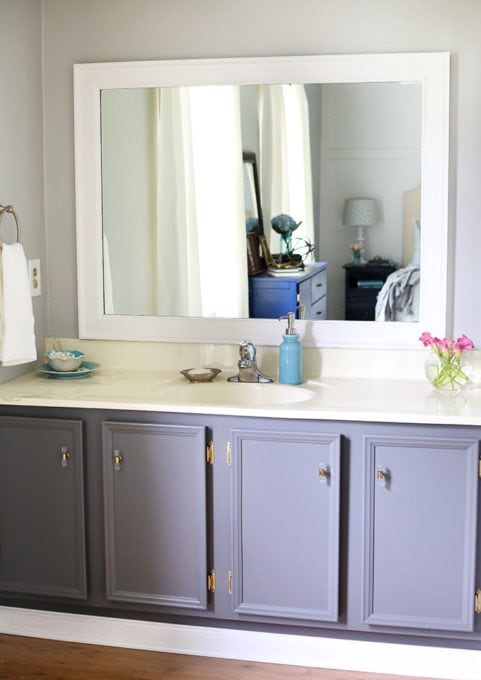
180, 367, 222, 383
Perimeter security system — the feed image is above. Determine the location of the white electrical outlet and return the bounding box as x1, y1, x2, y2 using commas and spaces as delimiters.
28, 259, 41, 297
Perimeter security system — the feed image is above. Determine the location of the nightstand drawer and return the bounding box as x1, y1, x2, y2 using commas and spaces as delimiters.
310, 268, 327, 303
346, 289, 381, 304
306, 295, 327, 320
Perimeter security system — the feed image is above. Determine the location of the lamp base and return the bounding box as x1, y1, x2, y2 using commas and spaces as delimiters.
355, 226, 367, 263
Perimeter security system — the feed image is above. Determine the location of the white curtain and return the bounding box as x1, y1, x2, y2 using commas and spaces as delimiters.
155, 86, 248, 318
154, 87, 201, 316
258, 84, 315, 253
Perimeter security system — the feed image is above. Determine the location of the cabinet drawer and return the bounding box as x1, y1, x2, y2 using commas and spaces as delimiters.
310, 268, 327, 303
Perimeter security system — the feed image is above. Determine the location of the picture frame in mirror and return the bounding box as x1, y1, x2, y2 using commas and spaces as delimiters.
246, 233, 264, 276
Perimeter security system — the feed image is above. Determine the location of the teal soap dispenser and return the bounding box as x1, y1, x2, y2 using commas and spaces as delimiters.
279, 312, 302, 385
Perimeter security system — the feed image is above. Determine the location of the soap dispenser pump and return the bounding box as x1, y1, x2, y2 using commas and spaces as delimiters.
279, 312, 302, 385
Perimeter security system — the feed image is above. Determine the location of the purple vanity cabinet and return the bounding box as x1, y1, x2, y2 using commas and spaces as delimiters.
0, 408, 480, 651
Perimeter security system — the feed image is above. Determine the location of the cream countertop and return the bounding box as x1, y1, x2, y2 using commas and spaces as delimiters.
0, 337, 478, 426
0, 365, 481, 426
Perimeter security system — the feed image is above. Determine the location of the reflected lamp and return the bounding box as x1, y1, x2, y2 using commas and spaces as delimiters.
343, 198, 378, 254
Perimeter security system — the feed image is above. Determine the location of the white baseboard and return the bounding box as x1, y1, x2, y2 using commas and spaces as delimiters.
0, 606, 480, 680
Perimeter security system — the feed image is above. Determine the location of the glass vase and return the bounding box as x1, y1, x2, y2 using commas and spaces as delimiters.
424, 353, 472, 392
351, 249, 362, 266
280, 234, 292, 255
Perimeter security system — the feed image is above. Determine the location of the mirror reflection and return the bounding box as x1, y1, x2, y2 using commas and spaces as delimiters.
100, 81, 421, 322
242, 151, 263, 233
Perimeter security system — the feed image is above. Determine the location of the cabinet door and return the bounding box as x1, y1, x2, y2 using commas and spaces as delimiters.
362, 435, 479, 631
231, 428, 341, 622
102, 421, 208, 609
0, 416, 86, 599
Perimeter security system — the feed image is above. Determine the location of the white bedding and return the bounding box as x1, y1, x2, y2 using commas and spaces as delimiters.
375, 265, 420, 322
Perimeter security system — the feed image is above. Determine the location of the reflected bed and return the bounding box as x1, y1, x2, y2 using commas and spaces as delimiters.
375, 186, 421, 322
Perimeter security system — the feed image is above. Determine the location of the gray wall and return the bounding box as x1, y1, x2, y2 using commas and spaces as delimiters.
0, 0, 46, 382
40, 0, 481, 342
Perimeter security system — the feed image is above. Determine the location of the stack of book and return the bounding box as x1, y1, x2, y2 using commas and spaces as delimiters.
357, 280, 384, 289
267, 266, 304, 277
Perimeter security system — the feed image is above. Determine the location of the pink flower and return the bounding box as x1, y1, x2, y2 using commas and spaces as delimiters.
419, 331, 475, 352
438, 338, 453, 352
419, 331, 435, 347
455, 334, 475, 351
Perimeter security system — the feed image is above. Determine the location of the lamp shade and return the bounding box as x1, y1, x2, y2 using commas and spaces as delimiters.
343, 198, 378, 227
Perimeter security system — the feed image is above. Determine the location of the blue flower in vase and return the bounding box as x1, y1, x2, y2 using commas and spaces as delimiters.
271, 214, 302, 254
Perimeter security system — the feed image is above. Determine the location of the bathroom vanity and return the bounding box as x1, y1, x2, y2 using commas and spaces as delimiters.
0, 366, 479, 654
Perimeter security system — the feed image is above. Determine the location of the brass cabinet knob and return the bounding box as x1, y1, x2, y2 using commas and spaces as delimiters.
60, 446, 70, 468
318, 464, 329, 482
113, 450, 123, 470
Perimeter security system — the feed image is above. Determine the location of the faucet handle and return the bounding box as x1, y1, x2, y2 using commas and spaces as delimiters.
239, 340, 256, 362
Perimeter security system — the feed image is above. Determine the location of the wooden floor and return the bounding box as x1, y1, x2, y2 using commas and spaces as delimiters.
0, 634, 437, 680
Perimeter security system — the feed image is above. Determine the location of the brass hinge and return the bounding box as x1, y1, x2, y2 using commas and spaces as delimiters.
206, 440, 214, 465
226, 441, 232, 466
475, 588, 481, 615
207, 569, 216, 593
227, 570, 233, 595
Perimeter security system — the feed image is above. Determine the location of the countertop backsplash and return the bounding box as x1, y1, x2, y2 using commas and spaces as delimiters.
44, 336, 481, 384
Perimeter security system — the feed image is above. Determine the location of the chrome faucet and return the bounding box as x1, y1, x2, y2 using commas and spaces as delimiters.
228, 340, 273, 383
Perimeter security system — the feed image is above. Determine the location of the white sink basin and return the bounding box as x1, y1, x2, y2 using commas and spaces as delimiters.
162, 381, 317, 407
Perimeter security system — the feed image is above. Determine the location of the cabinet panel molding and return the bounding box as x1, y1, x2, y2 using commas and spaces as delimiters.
361, 434, 479, 632
231, 428, 341, 622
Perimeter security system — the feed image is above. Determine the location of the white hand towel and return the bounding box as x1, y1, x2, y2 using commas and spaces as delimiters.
0, 243, 37, 366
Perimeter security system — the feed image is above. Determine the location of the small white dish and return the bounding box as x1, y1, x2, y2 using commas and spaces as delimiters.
180, 367, 222, 383
45, 349, 86, 372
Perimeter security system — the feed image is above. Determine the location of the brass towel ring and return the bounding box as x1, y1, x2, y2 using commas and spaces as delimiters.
0, 204, 21, 248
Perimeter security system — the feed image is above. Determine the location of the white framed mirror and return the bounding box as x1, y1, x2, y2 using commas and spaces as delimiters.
74, 52, 449, 348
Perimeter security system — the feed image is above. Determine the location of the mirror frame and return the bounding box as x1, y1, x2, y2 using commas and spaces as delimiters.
74, 52, 450, 348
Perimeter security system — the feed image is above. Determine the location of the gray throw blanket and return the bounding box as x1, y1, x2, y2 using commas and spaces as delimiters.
375, 266, 420, 321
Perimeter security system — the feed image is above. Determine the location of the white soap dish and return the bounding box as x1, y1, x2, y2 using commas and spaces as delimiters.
180, 367, 222, 383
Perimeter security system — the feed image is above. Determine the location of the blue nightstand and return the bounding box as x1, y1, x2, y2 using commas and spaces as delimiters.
249, 262, 328, 319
